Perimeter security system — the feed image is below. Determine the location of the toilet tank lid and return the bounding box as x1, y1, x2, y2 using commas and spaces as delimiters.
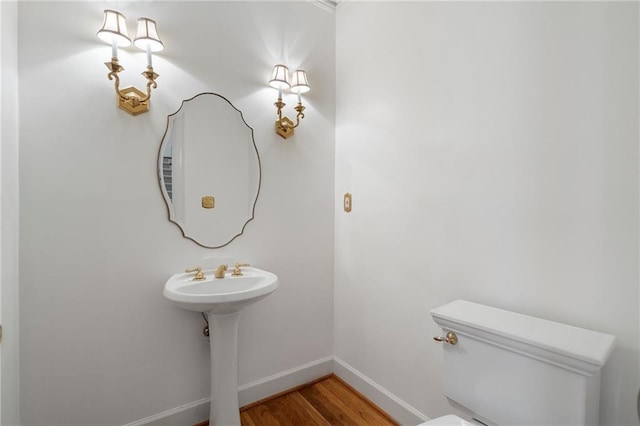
431, 300, 616, 373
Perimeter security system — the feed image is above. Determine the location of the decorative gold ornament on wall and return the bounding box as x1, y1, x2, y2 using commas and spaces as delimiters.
97, 10, 164, 116
268, 65, 311, 139
202, 196, 215, 209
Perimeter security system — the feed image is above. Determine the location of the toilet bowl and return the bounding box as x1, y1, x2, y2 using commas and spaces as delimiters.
418, 414, 475, 425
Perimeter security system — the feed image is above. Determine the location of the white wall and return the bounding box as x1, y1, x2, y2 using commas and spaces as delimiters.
1, 1, 20, 425
18, 2, 334, 424
17, 1, 640, 424
335, 2, 639, 425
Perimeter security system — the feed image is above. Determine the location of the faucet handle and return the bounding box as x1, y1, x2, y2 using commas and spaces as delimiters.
232, 263, 250, 276
185, 266, 205, 281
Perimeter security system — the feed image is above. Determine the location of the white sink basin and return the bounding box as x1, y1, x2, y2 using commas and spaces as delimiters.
163, 266, 279, 314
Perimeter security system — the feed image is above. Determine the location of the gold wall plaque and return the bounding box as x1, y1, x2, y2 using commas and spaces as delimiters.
202, 196, 215, 209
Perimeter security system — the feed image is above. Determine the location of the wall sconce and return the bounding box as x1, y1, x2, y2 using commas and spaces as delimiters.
268, 64, 311, 139
97, 10, 164, 116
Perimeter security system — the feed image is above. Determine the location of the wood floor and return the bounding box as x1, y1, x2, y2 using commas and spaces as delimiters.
239, 375, 399, 426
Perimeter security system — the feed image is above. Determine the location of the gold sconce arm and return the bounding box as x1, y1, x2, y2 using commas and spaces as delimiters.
274, 98, 306, 139
105, 59, 159, 116
105, 59, 124, 95
294, 102, 306, 121
140, 66, 159, 102
106, 58, 124, 77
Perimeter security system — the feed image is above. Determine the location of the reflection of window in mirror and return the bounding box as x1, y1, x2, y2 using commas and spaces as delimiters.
162, 156, 172, 201
157, 93, 261, 248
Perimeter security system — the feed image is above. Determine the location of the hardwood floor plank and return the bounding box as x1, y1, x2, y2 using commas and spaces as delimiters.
239, 411, 258, 426
242, 404, 283, 426
235, 374, 397, 426
263, 392, 325, 426
298, 381, 360, 425
315, 380, 392, 426
321, 376, 399, 425
288, 391, 332, 426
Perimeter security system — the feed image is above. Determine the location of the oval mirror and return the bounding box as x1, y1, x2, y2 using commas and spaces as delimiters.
158, 93, 261, 248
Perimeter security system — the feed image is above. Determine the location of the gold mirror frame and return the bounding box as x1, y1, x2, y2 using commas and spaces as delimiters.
157, 92, 262, 248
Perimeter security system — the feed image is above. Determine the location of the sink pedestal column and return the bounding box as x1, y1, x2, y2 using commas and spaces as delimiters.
207, 311, 241, 426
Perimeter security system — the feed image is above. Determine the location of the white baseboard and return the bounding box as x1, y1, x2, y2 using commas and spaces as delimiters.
333, 356, 428, 425
238, 356, 334, 406
123, 356, 428, 426
122, 398, 210, 426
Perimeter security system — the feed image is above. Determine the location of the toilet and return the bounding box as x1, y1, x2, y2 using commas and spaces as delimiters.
421, 414, 475, 425
422, 300, 616, 425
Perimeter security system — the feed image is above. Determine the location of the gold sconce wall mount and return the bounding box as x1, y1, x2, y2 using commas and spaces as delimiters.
269, 65, 311, 139
97, 10, 164, 116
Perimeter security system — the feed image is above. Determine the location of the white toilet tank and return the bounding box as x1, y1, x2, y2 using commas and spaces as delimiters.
431, 300, 616, 425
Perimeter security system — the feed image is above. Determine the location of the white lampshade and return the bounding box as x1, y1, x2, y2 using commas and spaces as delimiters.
133, 18, 164, 52
290, 70, 311, 94
269, 65, 291, 90
97, 10, 131, 47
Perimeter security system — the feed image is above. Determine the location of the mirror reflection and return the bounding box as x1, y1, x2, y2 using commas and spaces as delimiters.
158, 93, 261, 248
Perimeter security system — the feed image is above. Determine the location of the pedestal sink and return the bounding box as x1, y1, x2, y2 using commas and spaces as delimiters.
163, 266, 279, 426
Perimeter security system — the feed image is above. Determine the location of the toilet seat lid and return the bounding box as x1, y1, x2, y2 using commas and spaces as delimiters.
419, 414, 475, 425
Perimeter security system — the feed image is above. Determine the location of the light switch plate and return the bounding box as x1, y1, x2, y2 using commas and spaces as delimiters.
344, 193, 352, 213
